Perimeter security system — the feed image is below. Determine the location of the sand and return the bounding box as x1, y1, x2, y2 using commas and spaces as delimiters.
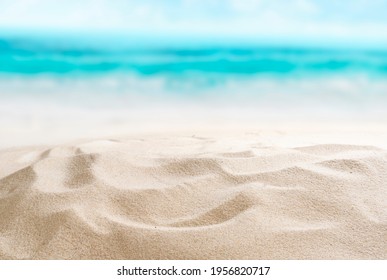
0, 128, 386, 259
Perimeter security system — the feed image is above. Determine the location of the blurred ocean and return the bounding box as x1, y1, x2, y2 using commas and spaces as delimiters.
1, 1, 386, 147
1, 35, 387, 124
1, 36, 387, 77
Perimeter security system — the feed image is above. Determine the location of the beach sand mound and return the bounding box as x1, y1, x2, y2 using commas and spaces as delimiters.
0, 136, 386, 259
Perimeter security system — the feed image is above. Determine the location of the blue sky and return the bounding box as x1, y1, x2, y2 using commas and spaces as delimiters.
1, 0, 387, 47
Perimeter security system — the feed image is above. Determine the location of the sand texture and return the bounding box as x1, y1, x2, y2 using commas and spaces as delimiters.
0, 133, 386, 259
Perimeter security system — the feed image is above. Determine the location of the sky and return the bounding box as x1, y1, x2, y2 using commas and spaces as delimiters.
0, 0, 387, 47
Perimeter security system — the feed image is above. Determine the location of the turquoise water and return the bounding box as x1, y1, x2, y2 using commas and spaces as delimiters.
1, 36, 387, 77
1, 36, 387, 123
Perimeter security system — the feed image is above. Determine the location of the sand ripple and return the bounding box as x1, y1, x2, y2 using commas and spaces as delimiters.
0, 138, 386, 259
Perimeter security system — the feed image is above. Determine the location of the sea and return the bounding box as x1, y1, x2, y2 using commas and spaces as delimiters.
1, 34, 387, 122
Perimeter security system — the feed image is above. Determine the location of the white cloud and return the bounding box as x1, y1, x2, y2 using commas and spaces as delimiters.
229, 0, 263, 13
0, 0, 386, 46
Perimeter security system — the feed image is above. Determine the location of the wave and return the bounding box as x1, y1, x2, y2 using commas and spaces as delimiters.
1, 37, 387, 76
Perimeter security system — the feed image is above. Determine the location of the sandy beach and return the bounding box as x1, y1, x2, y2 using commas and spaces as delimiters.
2, 0, 387, 273
1, 124, 386, 260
